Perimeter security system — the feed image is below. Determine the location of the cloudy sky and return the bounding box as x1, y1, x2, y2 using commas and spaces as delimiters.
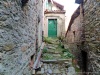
53, 0, 79, 16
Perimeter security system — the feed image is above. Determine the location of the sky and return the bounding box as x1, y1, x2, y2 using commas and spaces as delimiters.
53, 0, 79, 15
53, 0, 79, 31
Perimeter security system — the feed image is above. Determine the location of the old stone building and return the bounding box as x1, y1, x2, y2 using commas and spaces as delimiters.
0, 0, 43, 75
65, 6, 84, 48
65, 0, 100, 74
65, 4, 84, 69
44, 0, 66, 37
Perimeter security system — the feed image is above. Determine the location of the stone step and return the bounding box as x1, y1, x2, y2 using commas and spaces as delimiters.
48, 46, 56, 50
41, 59, 72, 63
45, 51, 61, 54
53, 54, 61, 57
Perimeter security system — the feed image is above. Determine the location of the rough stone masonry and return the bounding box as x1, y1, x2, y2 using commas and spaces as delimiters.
0, 0, 43, 75
65, 0, 100, 74
84, 0, 100, 74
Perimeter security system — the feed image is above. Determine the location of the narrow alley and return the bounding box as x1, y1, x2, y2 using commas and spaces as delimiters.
0, 0, 99, 75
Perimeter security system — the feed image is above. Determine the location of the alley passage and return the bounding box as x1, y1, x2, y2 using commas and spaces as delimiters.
35, 37, 81, 75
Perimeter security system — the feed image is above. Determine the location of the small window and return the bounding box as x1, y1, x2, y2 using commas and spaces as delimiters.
29, 54, 35, 68
21, 0, 29, 7
73, 31, 75, 37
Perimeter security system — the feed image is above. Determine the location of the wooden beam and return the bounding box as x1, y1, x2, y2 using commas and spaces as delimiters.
33, 42, 45, 69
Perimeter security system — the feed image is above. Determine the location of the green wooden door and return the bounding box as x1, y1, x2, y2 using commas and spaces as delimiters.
48, 19, 57, 37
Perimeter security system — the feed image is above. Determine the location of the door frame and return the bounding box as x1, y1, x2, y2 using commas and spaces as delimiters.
46, 17, 58, 37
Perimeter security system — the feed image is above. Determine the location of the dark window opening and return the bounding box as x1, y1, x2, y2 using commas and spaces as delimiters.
29, 54, 35, 68
31, 54, 34, 61
73, 31, 75, 37
81, 51, 87, 75
38, 15, 40, 23
21, 0, 29, 7
42, 31, 44, 42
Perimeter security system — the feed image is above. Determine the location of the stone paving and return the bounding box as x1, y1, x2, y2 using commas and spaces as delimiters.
36, 62, 68, 75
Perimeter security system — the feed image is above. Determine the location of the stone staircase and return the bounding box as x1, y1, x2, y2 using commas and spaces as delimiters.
35, 61, 68, 75
32, 38, 81, 75
32, 58, 72, 75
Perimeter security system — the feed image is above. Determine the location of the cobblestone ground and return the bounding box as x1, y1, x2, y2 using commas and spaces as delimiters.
35, 38, 81, 75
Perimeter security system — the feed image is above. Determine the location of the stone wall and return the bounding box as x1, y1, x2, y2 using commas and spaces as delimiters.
0, 0, 43, 75
65, 5, 84, 67
84, 0, 100, 74
66, 13, 84, 61
65, 0, 100, 74
66, 14, 83, 44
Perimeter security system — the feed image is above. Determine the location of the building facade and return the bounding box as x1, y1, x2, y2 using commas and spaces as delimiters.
44, 0, 66, 37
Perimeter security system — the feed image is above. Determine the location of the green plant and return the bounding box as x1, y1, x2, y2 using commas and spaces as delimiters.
72, 62, 81, 72
58, 42, 61, 47
43, 54, 53, 60
62, 48, 69, 53
42, 47, 47, 53
58, 36, 64, 42
61, 49, 75, 59
43, 37, 53, 44
62, 49, 66, 53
